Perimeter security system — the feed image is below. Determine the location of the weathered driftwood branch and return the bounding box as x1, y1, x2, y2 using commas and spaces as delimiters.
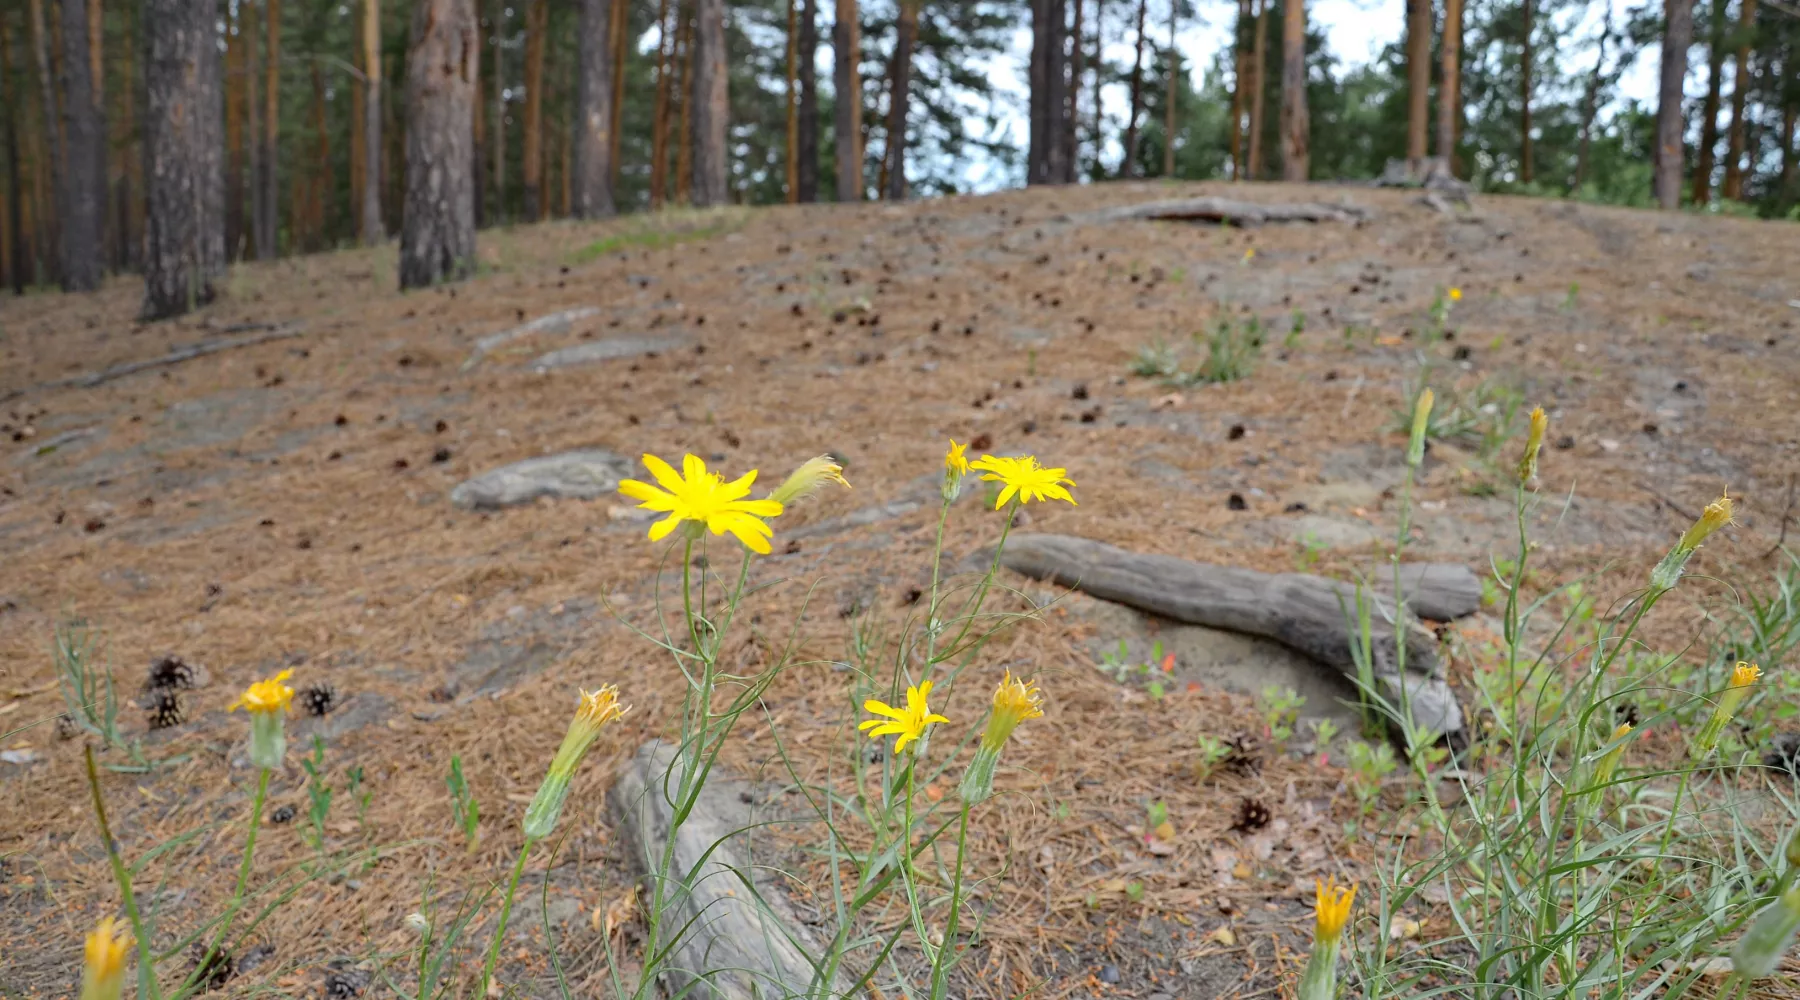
1, 324, 303, 402
985, 534, 1470, 736
1095, 196, 1371, 227
461, 306, 600, 370
608, 742, 849, 1000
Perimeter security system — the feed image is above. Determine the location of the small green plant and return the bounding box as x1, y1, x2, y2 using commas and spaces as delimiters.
1425, 285, 1461, 341
1097, 638, 1164, 684
1285, 310, 1306, 349
1310, 717, 1341, 749
53, 618, 123, 751
1130, 338, 1182, 379
1196, 316, 1264, 383
1196, 733, 1232, 780
1563, 281, 1580, 311
1259, 685, 1305, 743
446, 755, 480, 853
347, 765, 369, 827
1344, 739, 1395, 816
1296, 530, 1328, 572
300, 735, 334, 852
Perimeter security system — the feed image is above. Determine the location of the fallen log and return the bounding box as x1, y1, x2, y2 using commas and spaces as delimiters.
984, 534, 1469, 736
1, 324, 303, 402
1095, 196, 1371, 227
609, 741, 850, 1000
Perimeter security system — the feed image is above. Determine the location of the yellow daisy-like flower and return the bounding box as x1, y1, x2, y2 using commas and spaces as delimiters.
229, 669, 295, 715
1314, 877, 1357, 943
944, 440, 971, 478
1678, 491, 1736, 552
81, 917, 133, 1000
859, 680, 949, 755
980, 671, 1044, 752
969, 454, 1076, 509
618, 453, 785, 555
768, 454, 850, 506
1448, 287, 1463, 302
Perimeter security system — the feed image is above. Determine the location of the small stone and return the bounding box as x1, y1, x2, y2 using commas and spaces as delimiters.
1097, 964, 1122, 984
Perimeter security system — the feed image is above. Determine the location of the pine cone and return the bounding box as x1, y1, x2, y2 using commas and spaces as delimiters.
1222, 732, 1262, 775
1231, 797, 1271, 833
188, 942, 234, 990
301, 683, 338, 717
146, 689, 187, 730
145, 654, 198, 692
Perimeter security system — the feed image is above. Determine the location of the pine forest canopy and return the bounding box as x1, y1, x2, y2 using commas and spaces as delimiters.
0, 0, 1794, 312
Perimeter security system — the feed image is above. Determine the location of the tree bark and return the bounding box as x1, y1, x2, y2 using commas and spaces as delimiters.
675, 3, 692, 204
1519, 0, 1533, 182
87, 0, 108, 267
1573, 6, 1610, 191
882, 0, 918, 198
1163, 0, 1177, 178
361, 0, 384, 243
1123, 0, 1147, 177
1247, 0, 1268, 179
573, 0, 618, 217
690, 0, 728, 206
1230, 0, 1248, 178
398, 0, 478, 289
2, 17, 26, 292
490, 0, 506, 223
833, 0, 862, 200
522, 0, 546, 220
1438, 0, 1462, 167
1692, 0, 1727, 204
56, 0, 103, 289
786, 0, 799, 201
797, 0, 819, 200
1068, 0, 1083, 178
1653, 0, 1693, 209
1406, 0, 1429, 165
141, 0, 225, 318
471, 18, 484, 226
309, 62, 330, 249
26, 0, 61, 284
261, 0, 281, 259
1721, 0, 1756, 199
1781, 99, 1796, 201
650, 0, 673, 207
609, 0, 627, 186
1280, 0, 1307, 181
226, 8, 246, 258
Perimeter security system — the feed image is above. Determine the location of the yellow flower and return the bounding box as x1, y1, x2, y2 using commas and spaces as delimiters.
229, 669, 295, 715
1448, 287, 1463, 302
1518, 406, 1548, 483
1677, 491, 1736, 552
525, 685, 631, 839
81, 917, 133, 1000
1731, 661, 1763, 689
618, 453, 785, 555
944, 440, 971, 478
969, 454, 1076, 509
859, 681, 949, 755
1243, 248, 1256, 260
1314, 877, 1357, 943
980, 672, 1044, 752
1694, 662, 1761, 758
1593, 722, 1632, 788
768, 454, 850, 506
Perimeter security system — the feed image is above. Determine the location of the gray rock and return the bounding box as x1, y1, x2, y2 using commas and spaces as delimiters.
529, 335, 690, 370
449, 449, 632, 510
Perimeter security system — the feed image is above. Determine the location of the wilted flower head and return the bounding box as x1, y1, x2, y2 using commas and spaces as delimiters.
80, 917, 133, 1000
1694, 662, 1761, 759
1518, 406, 1548, 484
768, 455, 850, 507
961, 673, 1045, 804
524, 686, 630, 840
1592, 722, 1632, 789
1679, 492, 1736, 552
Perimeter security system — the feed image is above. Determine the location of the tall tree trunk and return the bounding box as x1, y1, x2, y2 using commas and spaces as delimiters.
833, 0, 861, 200
399, 0, 477, 289
1782, 99, 1796, 199
2, 17, 25, 292
246, 0, 265, 255
471, 23, 484, 226
1090, 0, 1103, 171
1692, 0, 1727, 203
361, 0, 383, 243
87, 0, 107, 267
1280, 0, 1307, 181
1123, 0, 1146, 177
1163, 0, 1177, 177
1230, 0, 1248, 178
490, 0, 506, 223
650, 0, 672, 207
1519, 0, 1533, 182
1573, 6, 1610, 190
56, 0, 102, 289
675, 3, 692, 204
142, 0, 224, 318
573, 0, 617, 216
522, 0, 546, 220
1438, 0, 1462, 166
111, 0, 135, 270
1247, 0, 1268, 178
261, 0, 281, 259
1067, 0, 1083, 178
1406, 0, 1429, 164
690, 0, 727, 205
786, 0, 799, 201
27, 0, 61, 283
609, 0, 627, 186
1653, 0, 1693, 208
797, 0, 819, 200
883, 0, 917, 198
1721, 0, 1756, 199
310, 62, 330, 249
226, 8, 247, 258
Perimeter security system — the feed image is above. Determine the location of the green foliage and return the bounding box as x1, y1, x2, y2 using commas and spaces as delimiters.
446, 754, 480, 853
300, 735, 334, 852
1344, 739, 1395, 816
1258, 685, 1305, 743
53, 618, 122, 750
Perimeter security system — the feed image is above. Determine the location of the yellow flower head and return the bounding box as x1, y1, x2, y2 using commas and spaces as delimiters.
944, 440, 971, 478
1518, 406, 1547, 483
618, 453, 785, 555
229, 669, 295, 715
980, 672, 1044, 752
1678, 491, 1736, 552
969, 454, 1076, 509
859, 680, 950, 755
574, 685, 629, 734
525, 684, 632, 840
768, 455, 850, 507
1243, 248, 1256, 260
1610, 721, 1634, 741
81, 916, 133, 1000
1731, 661, 1762, 689
1594, 722, 1633, 788
1448, 287, 1463, 302
1314, 877, 1357, 943
1406, 388, 1435, 466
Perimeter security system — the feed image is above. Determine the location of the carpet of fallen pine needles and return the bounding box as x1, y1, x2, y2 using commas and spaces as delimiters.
2, 180, 1799, 999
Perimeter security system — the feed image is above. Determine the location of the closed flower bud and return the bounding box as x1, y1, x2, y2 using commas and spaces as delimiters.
229, 670, 296, 770
942, 440, 971, 502
1406, 389, 1434, 468
1518, 407, 1547, 484
1592, 722, 1632, 790
523, 687, 628, 840
1299, 878, 1357, 1000
1652, 492, 1734, 594
405, 912, 431, 935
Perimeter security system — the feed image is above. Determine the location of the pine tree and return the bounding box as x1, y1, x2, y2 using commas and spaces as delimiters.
399, 0, 478, 288
142, 0, 225, 318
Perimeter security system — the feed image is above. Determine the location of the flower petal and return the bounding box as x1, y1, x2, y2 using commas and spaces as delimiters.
643, 454, 686, 494
863, 699, 904, 719
648, 514, 681, 541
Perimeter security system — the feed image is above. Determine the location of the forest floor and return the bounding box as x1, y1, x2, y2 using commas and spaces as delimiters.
2, 180, 1799, 1000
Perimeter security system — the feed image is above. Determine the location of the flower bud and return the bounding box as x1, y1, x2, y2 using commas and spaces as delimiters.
1693, 662, 1760, 759
1652, 492, 1734, 594
942, 440, 971, 503
1299, 878, 1357, 1000
1592, 722, 1632, 789
1406, 389, 1434, 468
959, 673, 1042, 804
523, 687, 628, 840
80, 917, 133, 1000
1518, 407, 1547, 484
768, 455, 850, 507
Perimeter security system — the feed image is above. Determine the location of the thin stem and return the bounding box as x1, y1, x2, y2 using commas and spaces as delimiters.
182, 766, 269, 998
929, 801, 972, 1000
479, 836, 535, 998
899, 759, 935, 961
85, 744, 162, 1000
1657, 768, 1694, 860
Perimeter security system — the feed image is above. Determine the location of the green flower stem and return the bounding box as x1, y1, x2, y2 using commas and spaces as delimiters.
943, 500, 1016, 658
928, 801, 972, 1000
899, 760, 936, 962
181, 765, 269, 998
85, 745, 162, 1000
920, 494, 954, 682
479, 836, 534, 998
